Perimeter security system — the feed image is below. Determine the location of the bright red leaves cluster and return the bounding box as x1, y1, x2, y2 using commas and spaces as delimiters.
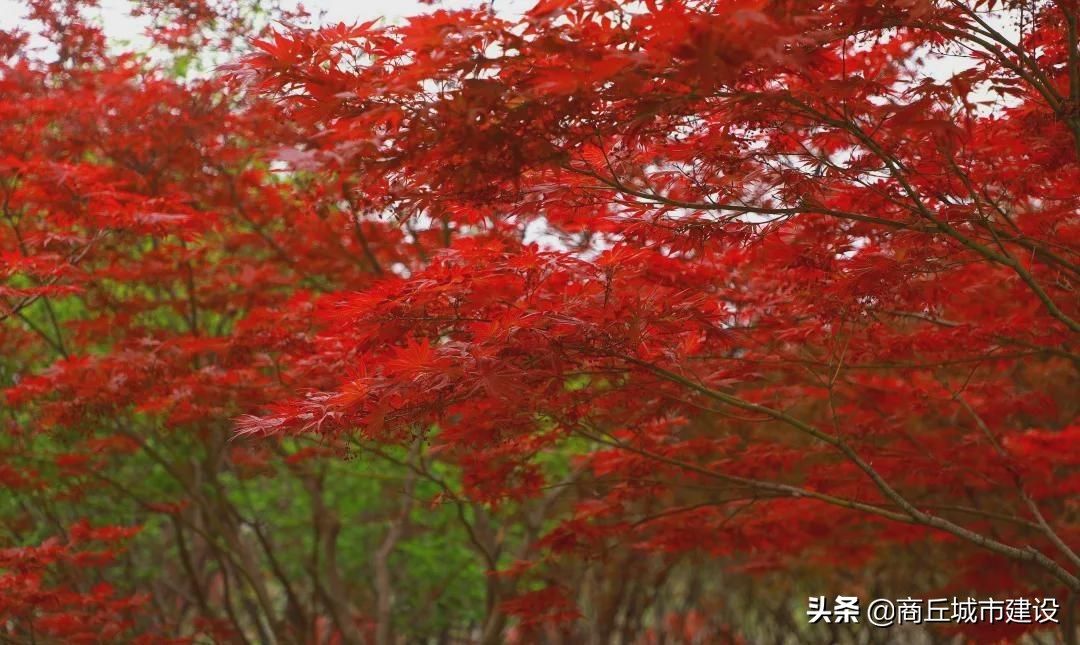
2, 0, 1078, 641
238, 0, 1080, 630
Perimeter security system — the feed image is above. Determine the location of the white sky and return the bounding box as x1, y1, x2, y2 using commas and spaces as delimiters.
0, 0, 533, 49
294, 0, 532, 22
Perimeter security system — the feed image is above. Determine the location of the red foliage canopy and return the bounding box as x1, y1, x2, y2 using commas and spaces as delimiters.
1, 0, 1078, 640
237, 0, 1080, 623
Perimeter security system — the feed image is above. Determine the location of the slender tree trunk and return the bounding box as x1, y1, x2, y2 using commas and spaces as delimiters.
374, 457, 418, 645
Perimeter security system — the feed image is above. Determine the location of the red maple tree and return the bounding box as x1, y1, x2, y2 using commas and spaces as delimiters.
239, 0, 1080, 634
1, 0, 1077, 641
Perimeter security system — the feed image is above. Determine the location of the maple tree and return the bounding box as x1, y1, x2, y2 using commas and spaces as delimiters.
1, 0, 1078, 642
